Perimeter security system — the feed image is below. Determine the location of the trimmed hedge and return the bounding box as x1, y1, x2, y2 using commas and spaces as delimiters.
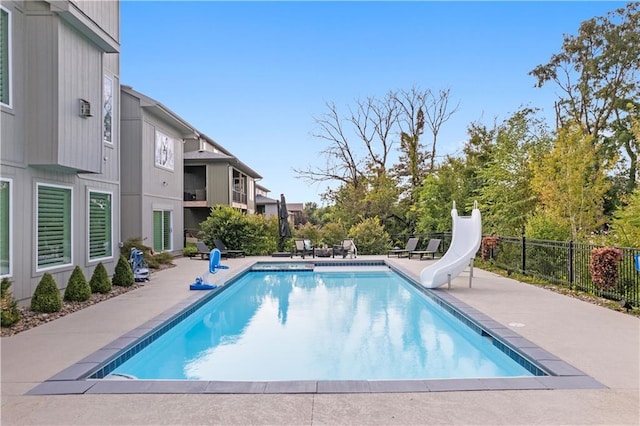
31, 273, 62, 313
90, 262, 112, 294
64, 266, 92, 302
1, 277, 22, 327
113, 255, 134, 287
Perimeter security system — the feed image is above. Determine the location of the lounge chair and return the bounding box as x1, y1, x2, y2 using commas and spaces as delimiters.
388, 237, 419, 258
336, 238, 357, 259
213, 239, 245, 258
291, 239, 315, 259
195, 241, 212, 260
409, 238, 441, 260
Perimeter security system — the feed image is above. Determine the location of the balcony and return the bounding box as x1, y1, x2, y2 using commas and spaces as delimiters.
233, 190, 247, 205
184, 189, 207, 208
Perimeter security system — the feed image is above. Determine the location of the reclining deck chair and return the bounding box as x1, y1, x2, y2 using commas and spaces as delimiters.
388, 237, 419, 258
291, 239, 315, 259
336, 238, 357, 259
409, 238, 442, 260
195, 241, 212, 260
213, 239, 245, 258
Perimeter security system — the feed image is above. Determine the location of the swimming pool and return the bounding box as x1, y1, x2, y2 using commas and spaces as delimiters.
28, 259, 603, 395
105, 269, 535, 381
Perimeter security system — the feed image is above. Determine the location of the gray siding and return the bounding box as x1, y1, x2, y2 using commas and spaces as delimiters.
75, 0, 120, 42
119, 88, 189, 254
0, 1, 120, 303
25, 4, 104, 173
120, 93, 143, 195
208, 163, 230, 206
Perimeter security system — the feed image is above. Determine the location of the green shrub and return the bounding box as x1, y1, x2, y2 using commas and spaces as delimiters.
89, 262, 112, 294
30, 273, 62, 313
153, 251, 174, 265
199, 205, 248, 251
295, 222, 322, 246
120, 237, 152, 258
64, 266, 92, 302
243, 213, 278, 255
348, 217, 390, 255
183, 244, 198, 257
1, 277, 22, 327
320, 222, 347, 247
113, 255, 135, 287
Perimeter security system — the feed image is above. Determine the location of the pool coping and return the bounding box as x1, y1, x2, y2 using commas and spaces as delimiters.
26, 259, 605, 395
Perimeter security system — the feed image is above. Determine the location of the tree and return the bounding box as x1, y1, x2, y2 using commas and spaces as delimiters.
611, 189, 640, 247
294, 93, 398, 190
611, 112, 640, 246
415, 157, 469, 234
391, 86, 459, 199
477, 108, 552, 235
530, 2, 640, 189
531, 123, 612, 241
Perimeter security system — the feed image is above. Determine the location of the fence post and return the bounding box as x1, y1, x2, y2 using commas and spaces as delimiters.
521, 234, 526, 273
568, 240, 574, 289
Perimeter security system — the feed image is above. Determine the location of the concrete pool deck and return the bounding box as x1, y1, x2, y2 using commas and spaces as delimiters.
1, 255, 639, 425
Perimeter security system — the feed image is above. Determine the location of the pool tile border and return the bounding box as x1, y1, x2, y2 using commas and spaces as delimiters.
27, 259, 605, 395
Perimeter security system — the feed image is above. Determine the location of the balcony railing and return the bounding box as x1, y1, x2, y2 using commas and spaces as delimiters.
233, 190, 247, 204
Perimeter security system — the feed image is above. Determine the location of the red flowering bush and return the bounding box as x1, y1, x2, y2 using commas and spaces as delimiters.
481, 236, 499, 261
590, 247, 623, 290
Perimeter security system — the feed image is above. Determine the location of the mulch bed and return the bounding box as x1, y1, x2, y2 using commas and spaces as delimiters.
1, 263, 175, 337
1, 283, 144, 337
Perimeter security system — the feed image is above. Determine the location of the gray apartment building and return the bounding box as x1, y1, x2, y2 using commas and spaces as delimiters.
0, 1, 268, 303
120, 85, 197, 255
0, 1, 121, 302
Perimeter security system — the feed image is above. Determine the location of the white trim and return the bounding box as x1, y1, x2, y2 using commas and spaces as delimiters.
87, 188, 114, 263
0, 5, 13, 109
0, 177, 12, 278
35, 182, 74, 272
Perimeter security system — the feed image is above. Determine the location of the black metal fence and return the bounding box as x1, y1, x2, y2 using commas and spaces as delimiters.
487, 237, 640, 307
394, 232, 640, 307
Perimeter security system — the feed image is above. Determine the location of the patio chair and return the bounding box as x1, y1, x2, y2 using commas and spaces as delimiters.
388, 237, 419, 258
291, 239, 315, 259
195, 241, 212, 260
409, 238, 441, 260
213, 239, 245, 258
336, 238, 357, 259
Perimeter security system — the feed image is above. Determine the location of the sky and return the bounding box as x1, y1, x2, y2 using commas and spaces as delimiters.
120, 1, 626, 205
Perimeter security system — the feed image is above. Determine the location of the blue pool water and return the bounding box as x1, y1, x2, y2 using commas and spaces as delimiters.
110, 270, 534, 381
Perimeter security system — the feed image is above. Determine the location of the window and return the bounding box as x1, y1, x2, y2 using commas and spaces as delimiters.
103, 75, 113, 143
153, 210, 171, 252
154, 130, 174, 170
88, 191, 112, 261
0, 6, 10, 107
37, 184, 72, 270
0, 178, 11, 276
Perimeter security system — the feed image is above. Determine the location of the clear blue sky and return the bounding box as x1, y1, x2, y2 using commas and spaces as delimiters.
120, 1, 625, 205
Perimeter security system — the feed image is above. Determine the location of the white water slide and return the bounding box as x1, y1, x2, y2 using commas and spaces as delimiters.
420, 201, 482, 289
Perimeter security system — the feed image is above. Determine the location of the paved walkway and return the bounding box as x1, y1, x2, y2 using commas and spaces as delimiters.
1, 255, 638, 425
